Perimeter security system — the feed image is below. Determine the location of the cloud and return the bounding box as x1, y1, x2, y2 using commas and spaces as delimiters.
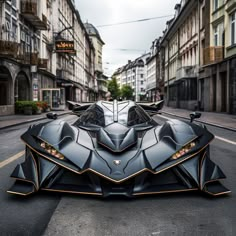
75, 0, 177, 76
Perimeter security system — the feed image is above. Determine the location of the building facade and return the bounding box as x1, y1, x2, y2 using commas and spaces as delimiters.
84, 23, 105, 101
113, 53, 150, 102
146, 37, 164, 102
51, 0, 95, 104
151, 0, 236, 114
161, 0, 200, 110
0, 0, 101, 115
199, 0, 236, 114
0, 0, 53, 115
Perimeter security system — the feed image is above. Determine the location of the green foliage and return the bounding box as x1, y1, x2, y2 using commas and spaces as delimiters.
121, 85, 133, 100
107, 77, 120, 99
15, 101, 49, 114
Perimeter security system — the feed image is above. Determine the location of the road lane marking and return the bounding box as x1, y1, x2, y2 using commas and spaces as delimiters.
157, 114, 236, 146
215, 136, 236, 146
0, 150, 25, 168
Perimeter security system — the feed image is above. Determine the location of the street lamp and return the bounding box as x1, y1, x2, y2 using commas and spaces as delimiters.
54, 26, 73, 40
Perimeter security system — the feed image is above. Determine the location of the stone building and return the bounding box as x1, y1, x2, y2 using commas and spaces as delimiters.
113, 53, 150, 102
161, 0, 200, 110
199, 0, 236, 114
146, 37, 164, 102
84, 23, 105, 101
0, 0, 101, 115
51, 0, 95, 104
0, 0, 51, 115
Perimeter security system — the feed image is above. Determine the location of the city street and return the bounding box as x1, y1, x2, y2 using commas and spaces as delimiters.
0, 114, 235, 236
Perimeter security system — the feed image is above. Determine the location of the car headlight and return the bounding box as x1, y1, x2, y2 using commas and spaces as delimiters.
171, 141, 196, 160
40, 141, 65, 160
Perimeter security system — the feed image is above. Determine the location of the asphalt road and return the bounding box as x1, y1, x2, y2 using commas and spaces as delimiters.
0, 114, 235, 236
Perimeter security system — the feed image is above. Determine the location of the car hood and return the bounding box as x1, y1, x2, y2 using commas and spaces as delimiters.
21, 119, 214, 182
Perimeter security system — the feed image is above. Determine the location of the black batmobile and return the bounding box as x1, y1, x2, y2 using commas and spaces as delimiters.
8, 100, 230, 197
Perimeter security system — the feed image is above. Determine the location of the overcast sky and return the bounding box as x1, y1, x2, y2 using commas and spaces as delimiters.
75, 0, 178, 76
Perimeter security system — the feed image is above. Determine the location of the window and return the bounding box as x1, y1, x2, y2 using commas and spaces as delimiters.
140, 74, 143, 78
12, 0, 16, 7
213, 0, 218, 11
231, 12, 236, 45
201, 6, 205, 29
5, 2, 11, 12
214, 26, 219, 46
213, 23, 224, 46
12, 19, 17, 40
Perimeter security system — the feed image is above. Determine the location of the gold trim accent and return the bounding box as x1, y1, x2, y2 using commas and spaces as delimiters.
199, 151, 231, 195
203, 179, 232, 196
133, 188, 198, 196
21, 138, 213, 184
10, 177, 37, 191
204, 190, 231, 196
41, 188, 102, 196
7, 190, 33, 196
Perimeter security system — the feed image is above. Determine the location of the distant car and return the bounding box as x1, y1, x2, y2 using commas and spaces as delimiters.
8, 100, 230, 197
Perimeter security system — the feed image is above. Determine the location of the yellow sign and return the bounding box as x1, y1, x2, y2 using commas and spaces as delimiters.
55, 41, 76, 54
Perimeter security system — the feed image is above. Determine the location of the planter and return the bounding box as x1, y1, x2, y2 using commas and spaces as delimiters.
24, 106, 32, 115
36, 108, 42, 114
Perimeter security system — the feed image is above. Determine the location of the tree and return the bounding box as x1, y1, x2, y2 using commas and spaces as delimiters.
121, 85, 133, 100
107, 77, 120, 99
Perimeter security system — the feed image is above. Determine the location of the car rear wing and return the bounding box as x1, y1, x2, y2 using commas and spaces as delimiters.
67, 101, 92, 116
137, 100, 164, 116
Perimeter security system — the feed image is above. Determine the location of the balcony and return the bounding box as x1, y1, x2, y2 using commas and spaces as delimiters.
212, 6, 225, 23
56, 69, 71, 81
98, 84, 108, 93
176, 66, 198, 80
146, 81, 156, 91
18, 52, 38, 65
225, 0, 236, 13
21, 0, 47, 30
0, 40, 18, 58
203, 46, 224, 65
38, 58, 48, 69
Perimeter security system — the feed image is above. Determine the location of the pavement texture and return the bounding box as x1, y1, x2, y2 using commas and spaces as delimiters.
0, 110, 71, 130
0, 106, 235, 131
162, 106, 236, 131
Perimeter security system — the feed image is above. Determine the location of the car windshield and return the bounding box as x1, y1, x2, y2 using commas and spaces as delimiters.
76, 104, 106, 127
74, 103, 151, 127
126, 106, 151, 126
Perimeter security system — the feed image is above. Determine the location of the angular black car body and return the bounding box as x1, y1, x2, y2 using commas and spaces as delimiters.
8, 100, 230, 197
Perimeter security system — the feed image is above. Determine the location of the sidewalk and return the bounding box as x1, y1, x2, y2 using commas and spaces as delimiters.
0, 110, 71, 130
162, 106, 236, 132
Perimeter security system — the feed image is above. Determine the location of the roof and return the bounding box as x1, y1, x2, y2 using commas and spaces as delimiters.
84, 23, 105, 45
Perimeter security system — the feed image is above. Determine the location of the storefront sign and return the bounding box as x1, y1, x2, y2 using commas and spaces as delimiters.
55, 40, 76, 54
61, 83, 74, 87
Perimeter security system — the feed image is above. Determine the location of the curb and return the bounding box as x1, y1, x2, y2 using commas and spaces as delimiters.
161, 111, 236, 132
0, 112, 72, 131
